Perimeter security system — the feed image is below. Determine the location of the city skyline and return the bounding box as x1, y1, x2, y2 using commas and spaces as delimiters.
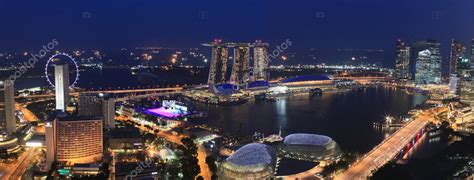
0, 0, 472, 66
1, 1, 474, 180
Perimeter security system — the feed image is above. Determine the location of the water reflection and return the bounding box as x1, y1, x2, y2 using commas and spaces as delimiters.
188, 86, 426, 154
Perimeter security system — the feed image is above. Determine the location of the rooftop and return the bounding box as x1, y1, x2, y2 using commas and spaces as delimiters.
283, 133, 332, 146
248, 80, 270, 89
110, 128, 142, 139
226, 143, 275, 167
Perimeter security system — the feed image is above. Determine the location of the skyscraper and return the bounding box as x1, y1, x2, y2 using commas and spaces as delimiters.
0, 81, 15, 135
395, 39, 411, 80
450, 39, 467, 76
204, 40, 229, 85
78, 93, 102, 116
230, 45, 251, 84
45, 118, 56, 169
253, 41, 270, 81
457, 56, 471, 96
100, 93, 116, 129
410, 41, 426, 80
55, 63, 69, 111
461, 39, 474, 109
414, 40, 442, 84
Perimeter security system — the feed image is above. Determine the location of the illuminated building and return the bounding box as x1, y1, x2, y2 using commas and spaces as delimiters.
395, 39, 411, 80
281, 133, 342, 161
247, 80, 270, 91
461, 39, 474, 110
100, 93, 116, 129
146, 100, 189, 118
457, 56, 471, 96
230, 45, 251, 84
78, 93, 102, 116
0, 81, 15, 135
448, 40, 468, 95
45, 121, 54, 170
72, 164, 100, 176
45, 112, 103, 165
78, 93, 116, 128
219, 143, 276, 179
280, 75, 334, 87
108, 128, 143, 152
449, 74, 459, 94
253, 41, 270, 81
56, 117, 103, 163
204, 40, 271, 86
55, 63, 69, 111
450, 39, 467, 76
211, 83, 240, 95
204, 40, 229, 85
183, 127, 218, 144
414, 40, 442, 84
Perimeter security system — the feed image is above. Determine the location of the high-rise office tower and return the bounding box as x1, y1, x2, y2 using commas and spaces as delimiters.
414, 40, 442, 84
461, 39, 474, 109
450, 39, 467, 75
410, 41, 427, 80
204, 40, 229, 85
395, 39, 411, 80
230, 45, 251, 84
45, 120, 55, 169
457, 56, 471, 95
0, 81, 15, 135
100, 93, 116, 129
78, 93, 102, 116
449, 40, 467, 95
253, 41, 270, 81
55, 63, 69, 111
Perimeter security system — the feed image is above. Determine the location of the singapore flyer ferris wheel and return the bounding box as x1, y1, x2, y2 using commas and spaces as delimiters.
45, 52, 80, 88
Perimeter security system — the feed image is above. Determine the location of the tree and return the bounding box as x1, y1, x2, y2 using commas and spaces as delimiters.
178, 137, 200, 179
206, 156, 218, 179
0, 148, 8, 162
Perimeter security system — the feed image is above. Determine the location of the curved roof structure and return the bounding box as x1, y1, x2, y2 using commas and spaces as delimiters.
213, 83, 239, 95
247, 80, 270, 89
281, 75, 332, 83
226, 143, 275, 167
215, 83, 239, 91
283, 133, 332, 146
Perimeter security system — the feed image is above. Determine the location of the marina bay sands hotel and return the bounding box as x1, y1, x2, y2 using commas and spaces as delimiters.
203, 40, 269, 85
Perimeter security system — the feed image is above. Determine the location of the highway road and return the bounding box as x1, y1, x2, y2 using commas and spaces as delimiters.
16, 87, 183, 99
4, 148, 39, 180
336, 108, 446, 180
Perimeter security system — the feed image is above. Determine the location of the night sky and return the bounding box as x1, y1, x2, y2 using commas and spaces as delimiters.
0, 0, 472, 64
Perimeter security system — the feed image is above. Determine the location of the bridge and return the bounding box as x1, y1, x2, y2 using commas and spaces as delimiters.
334, 72, 394, 84
336, 107, 447, 180
16, 87, 183, 101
